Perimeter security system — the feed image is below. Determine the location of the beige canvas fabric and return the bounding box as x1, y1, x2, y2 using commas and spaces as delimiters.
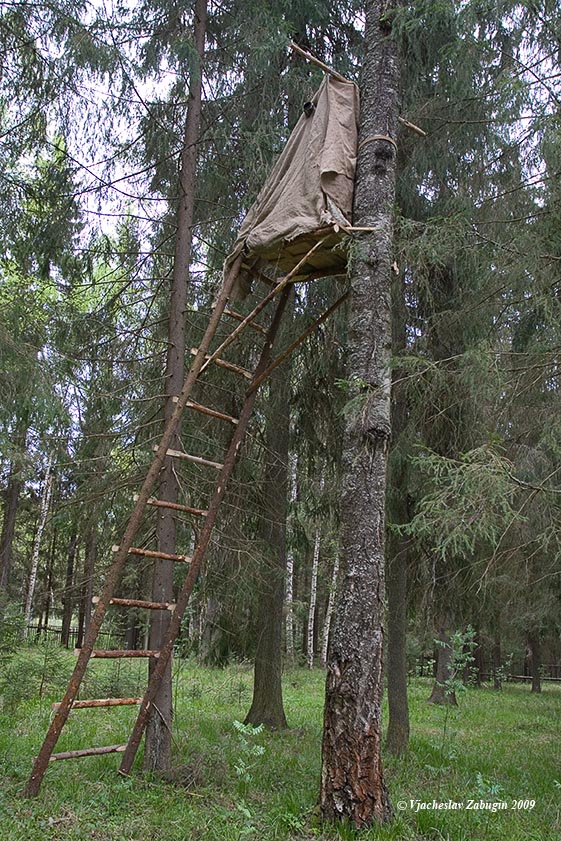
224, 75, 359, 297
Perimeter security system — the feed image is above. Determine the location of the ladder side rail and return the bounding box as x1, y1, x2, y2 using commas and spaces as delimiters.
200, 238, 328, 375
249, 290, 349, 393
24, 256, 242, 798
119, 286, 292, 775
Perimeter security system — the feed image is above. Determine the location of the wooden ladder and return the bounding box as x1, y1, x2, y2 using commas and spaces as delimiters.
25, 244, 347, 796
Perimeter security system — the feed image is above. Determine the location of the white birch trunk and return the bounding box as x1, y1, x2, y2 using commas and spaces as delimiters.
24, 456, 53, 633
321, 555, 339, 667
307, 525, 321, 669
285, 451, 298, 661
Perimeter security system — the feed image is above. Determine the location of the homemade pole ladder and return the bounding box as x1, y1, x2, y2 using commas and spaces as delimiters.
25, 241, 348, 797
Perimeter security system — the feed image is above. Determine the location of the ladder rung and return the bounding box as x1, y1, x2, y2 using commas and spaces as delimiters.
48, 744, 127, 761
162, 446, 223, 470
222, 307, 267, 334
93, 595, 176, 611
172, 397, 239, 425
187, 399, 239, 424
81, 649, 160, 659
113, 545, 192, 563
135, 494, 208, 517
190, 347, 253, 380
52, 698, 142, 711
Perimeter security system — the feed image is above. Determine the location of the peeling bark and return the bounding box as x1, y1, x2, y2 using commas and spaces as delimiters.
319, 0, 400, 827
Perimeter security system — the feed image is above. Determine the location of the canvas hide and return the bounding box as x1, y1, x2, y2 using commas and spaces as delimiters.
224, 75, 359, 297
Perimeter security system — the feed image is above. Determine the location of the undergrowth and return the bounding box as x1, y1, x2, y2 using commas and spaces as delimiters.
0, 647, 559, 840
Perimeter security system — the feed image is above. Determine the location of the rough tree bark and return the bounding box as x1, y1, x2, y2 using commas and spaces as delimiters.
244, 360, 289, 730
144, 0, 207, 772
319, 0, 400, 826
386, 269, 410, 755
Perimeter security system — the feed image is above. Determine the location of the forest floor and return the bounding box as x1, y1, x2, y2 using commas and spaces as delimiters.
1, 650, 559, 840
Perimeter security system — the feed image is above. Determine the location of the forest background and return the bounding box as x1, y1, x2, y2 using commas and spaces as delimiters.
1, 0, 561, 832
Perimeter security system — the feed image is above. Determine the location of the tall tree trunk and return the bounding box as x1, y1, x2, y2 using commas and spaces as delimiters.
321, 555, 339, 668
386, 270, 410, 756
428, 625, 458, 705
37, 526, 57, 638
471, 631, 484, 687
61, 534, 78, 648
528, 630, 542, 693
144, 0, 207, 772
386, 542, 409, 750
0, 419, 28, 595
24, 457, 53, 633
82, 525, 97, 638
244, 358, 290, 729
492, 628, 502, 690
307, 525, 321, 670
320, 0, 400, 826
285, 452, 297, 663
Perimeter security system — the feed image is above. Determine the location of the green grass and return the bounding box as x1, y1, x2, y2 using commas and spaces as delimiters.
1, 650, 560, 839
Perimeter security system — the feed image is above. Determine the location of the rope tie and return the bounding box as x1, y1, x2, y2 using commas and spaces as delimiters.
358, 134, 398, 153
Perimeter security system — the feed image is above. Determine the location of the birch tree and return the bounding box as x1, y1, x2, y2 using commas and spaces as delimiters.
23, 456, 54, 632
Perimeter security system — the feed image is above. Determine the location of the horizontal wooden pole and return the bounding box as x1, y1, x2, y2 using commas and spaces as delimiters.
172, 398, 238, 425
52, 698, 142, 710
164, 447, 224, 471
78, 649, 160, 658
114, 544, 192, 563
222, 307, 267, 334
93, 595, 176, 611
250, 291, 349, 393
48, 744, 127, 761
190, 347, 253, 380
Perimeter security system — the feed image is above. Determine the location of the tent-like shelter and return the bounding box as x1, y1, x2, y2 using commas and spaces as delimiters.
224, 74, 359, 297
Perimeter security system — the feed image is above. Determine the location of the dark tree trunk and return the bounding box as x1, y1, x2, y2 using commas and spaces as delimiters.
61, 535, 78, 648
428, 626, 458, 705
0, 425, 27, 594
76, 583, 86, 649
199, 596, 229, 666
244, 353, 290, 730
528, 630, 542, 693
492, 629, 502, 690
82, 525, 97, 638
144, 0, 207, 772
320, 0, 400, 827
386, 542, 409, 753
386, 270, 410, 756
